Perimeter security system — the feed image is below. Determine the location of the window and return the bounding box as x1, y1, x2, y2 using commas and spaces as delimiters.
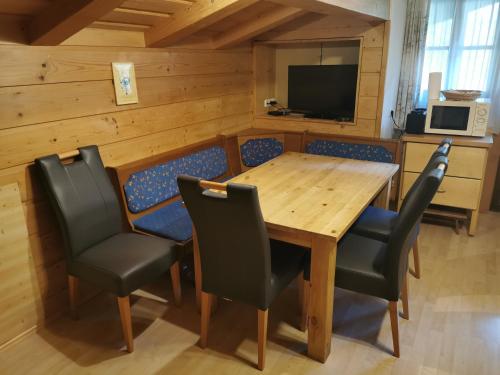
418, 0, 500, 107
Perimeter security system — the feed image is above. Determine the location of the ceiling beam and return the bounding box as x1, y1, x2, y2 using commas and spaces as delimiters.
29, 0, 126, 45
213, 6, 306, 49
145, 0, 260, 48
269, 0, 389, 20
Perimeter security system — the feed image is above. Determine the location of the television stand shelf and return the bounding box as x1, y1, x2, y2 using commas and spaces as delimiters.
255, 113, 359, 135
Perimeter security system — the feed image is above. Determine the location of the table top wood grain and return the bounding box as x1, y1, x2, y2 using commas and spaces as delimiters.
230, 152, 400, 241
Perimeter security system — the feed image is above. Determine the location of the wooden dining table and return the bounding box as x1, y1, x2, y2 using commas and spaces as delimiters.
193, 151, 399, 363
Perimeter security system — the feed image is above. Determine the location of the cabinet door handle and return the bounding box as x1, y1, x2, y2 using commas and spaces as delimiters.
437, 189, 446, 193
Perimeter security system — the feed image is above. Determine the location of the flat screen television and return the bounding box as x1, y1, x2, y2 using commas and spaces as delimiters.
288, 64, 358, 121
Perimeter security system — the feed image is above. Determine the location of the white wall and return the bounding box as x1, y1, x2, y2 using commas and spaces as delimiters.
381, 0, 408, 138
274, 42, 360, 106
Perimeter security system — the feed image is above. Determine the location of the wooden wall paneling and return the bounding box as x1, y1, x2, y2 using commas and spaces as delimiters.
374, 22, 389, 138
0, 46, 252, 87
0, 183, 38, 345
357, 97, 378, 120
358, 73, 380, 97
253, 44, 276, 115
0, 93, 252, 169
0, 184, 93, 349
360, 47, 383, 73
0, 72, 252, 129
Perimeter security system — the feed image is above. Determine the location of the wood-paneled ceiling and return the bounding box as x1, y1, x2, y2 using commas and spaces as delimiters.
0, 0, 389, 48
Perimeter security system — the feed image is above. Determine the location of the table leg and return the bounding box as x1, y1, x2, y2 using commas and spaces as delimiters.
308, 236, 336, 363
373, 179, 392, 209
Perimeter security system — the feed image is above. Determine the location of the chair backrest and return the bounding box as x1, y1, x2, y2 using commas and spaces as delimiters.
437, 137, 453, 156
177, 175, 272, 309
400, 137, 452, 212
35, 146, 123, 261
385, 164, 446, 300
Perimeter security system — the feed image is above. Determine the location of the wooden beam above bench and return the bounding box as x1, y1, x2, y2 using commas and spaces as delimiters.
145, 0, 260, 48
29, 0, 127, 46
213, 6, 306, 49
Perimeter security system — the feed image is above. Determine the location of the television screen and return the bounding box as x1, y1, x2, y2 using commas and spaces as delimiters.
288, 65, 358, 120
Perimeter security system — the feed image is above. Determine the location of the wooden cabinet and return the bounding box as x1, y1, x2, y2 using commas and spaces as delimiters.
399, 134, 493, 236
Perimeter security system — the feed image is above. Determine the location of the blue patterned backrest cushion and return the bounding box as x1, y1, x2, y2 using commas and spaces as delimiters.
124, 146, 228, 213
306, 140, 393, 163
240, 138, 284, 167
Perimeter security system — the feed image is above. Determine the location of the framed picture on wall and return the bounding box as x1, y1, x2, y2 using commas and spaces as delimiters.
112, 62, 138, 105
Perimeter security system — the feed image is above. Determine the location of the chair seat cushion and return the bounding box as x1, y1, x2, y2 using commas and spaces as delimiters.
268, 240, 307, 308
335, 233, 391, 300
351, 206, 420, 243
71, 233, 177, 296
351, 206, 398, 242
133, 200, 192, 242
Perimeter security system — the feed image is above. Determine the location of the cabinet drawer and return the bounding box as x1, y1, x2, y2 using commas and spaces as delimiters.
404, 143, 487, 179
402, 172, 481, 210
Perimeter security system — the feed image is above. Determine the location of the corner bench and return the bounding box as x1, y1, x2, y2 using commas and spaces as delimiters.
111, 137, 233, 244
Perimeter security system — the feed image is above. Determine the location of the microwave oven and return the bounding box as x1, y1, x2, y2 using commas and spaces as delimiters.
425, 99, 490, 137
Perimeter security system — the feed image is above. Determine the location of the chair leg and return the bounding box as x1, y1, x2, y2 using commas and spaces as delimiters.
411, 236, 421, 279
401, 273, 409, 320
298, 275, 310, 332
170, 261, 182, 306
117, 296, 134, 353
388, 301, 400, 358
257, 309, 268, 371
68, 275, 79, 320
200, 291, 212, 349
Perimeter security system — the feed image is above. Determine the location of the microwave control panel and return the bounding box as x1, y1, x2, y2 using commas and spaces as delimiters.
472, 102, 490, 136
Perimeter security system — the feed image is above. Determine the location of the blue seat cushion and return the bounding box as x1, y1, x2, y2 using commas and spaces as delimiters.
133, 200, 192, 242
306, 140, 393, 163
124, 146, 228, 213
240, 138, 284, 167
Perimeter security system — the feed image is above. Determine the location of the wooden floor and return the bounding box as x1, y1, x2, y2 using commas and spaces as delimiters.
1, 212, 500, 375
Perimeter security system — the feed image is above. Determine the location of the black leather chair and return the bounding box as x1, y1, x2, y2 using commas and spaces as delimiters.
35, 146, 181, 353
350, 138, 452, 278
332, 163, 446, 357
177, 175, 307, 371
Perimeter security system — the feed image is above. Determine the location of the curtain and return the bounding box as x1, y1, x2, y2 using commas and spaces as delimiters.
491, 64, 500, 132
417, 0, 500, 112
394, 0, 430, 127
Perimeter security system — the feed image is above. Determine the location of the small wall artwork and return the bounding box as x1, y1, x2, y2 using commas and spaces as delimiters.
112, 62, 138, 105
